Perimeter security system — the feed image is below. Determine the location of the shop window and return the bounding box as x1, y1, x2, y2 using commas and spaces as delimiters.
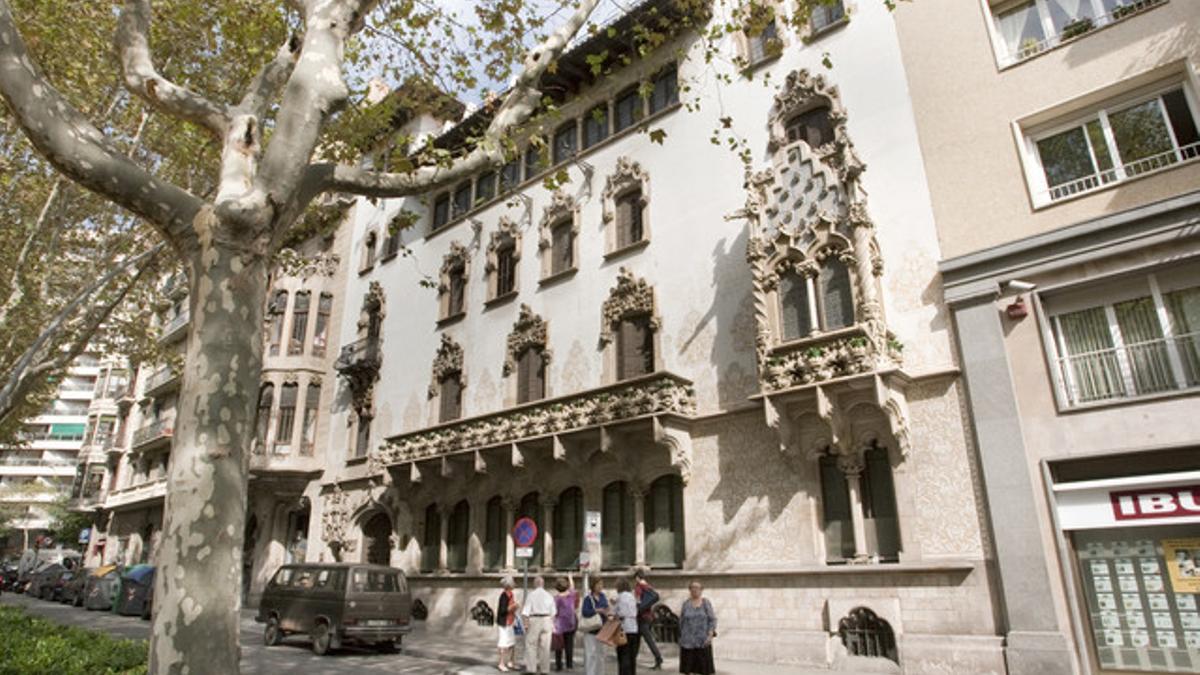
439, 372, 463, 422
363, 512, 392, 566
312, 293, 332, 357
649, 66, 678, 114
289, 291, 310, 356
614, 86, 643, 133
602, 481, 635, 569
421, 504, 439, 573
518, 492, 544, 567
275, 383, 298, 452
553, 121, 578, 165
447, 500, 470, 572
554, 487, 584, 570
300, 383, 320, 456
267, 291, 288, 356
583, 104, 610, 149
615, 189, 645, 249
785, 106, 836, 148
645, 475, 684, 568
255, 383, 274, 448
516, 347, 546, 404
616, 316, 655, 381
484, 496, 505, 571
432, 193, 451, 230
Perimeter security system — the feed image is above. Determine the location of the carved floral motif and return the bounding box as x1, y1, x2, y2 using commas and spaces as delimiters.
428, 334, 465, 398
599, 267, 659, 345
503, 305, 550, 375
321, 484, 357, 560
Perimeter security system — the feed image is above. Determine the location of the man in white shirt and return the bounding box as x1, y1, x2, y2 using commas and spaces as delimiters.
522, 575, 558, 674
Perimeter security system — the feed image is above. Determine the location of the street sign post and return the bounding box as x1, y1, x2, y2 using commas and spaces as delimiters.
512, 517, 539, 599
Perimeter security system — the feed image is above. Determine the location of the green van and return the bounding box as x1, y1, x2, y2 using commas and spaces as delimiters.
255, 563, 412, 655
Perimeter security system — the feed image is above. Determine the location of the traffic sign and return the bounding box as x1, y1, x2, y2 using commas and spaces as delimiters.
512, 517, 538, 547
516, 546, 534, 559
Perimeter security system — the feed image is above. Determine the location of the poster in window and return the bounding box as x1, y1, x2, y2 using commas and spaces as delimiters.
1127, 612, 1147, 628
1145, 575, 1165, 592
1158, 632, 1178, 649
1162, 538, 1200, 593
1131, 629, 1150, 647
1186, 632, 1200, 649
1181, 613, 1200, 630
1178, 595, 1198, 611
1148, 594, 1170, 611
1120, 576, 1141, 592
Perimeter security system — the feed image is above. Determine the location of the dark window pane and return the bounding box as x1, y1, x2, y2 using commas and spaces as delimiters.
617, 317, 654, 380
448, 266, 466, 316
500, 159, 521, 191
276, 383, 298, 447
496, 245, 516, 297
517, 348, 545, 404
779, 272, 814, 340
448, 501, 469, 572
1109, 98, 1174, 169
476, 171, 497, 204
421, 504, 439, 572
820, 455, 855, 561
811, 1, 846, 31
785, 107, 835, 147
289, 291, 310, 356
524, 143, 544, 179
452, 182, 472, 216
863, 447, 901, 560
819, 259, 854, 330
433, 194, 451, 229
614, 88, 643, 133
440, 373, 462, 422
484, 497, 504, 570
553, 122, 578, 164
1163, 89, 1200, 150
355, 414, 371, 458
601, 482, 634, 568
584, 105, 609, 148
650, 67, 678, 114
645, 475, 683, 567
551, 221, 574, 274
616, 190, 644, 248
1037, 126, 1097, 188
554, 488, 584, 569
255, 384, 274, 446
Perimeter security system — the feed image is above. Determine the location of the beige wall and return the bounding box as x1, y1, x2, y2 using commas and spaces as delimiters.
894, 0, 1200, 259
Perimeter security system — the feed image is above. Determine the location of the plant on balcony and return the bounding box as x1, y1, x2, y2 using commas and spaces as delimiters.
1061, 17, 1095, 40
1112, 0, 1160, 20
1018, 37, 1043, 59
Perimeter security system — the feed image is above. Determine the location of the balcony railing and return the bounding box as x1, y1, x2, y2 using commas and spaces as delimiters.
1044, 143, 1200, 204
161, 272, 188, 299
17, 429, 86, 442
143, 365, 181, 397
384, 372, 696, 466
335, 337, 381, 372
1056, 333, 1200, 406
1000, 0, 1166, 67
0, 456, 77, 468
159, 310, 190, 342
131, 419, 174, 449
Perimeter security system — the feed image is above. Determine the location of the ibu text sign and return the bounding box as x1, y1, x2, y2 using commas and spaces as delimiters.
1111, 485, 1200, 521
1054, 473, 1200, 530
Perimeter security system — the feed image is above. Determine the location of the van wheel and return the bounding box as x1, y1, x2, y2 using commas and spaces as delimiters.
375, 640, 397, 654
264, 616, 283, 647
311, 622, 332, 656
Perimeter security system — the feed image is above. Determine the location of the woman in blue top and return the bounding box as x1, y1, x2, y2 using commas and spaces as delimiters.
580, 576, 611, 675
677, 581, 717, 675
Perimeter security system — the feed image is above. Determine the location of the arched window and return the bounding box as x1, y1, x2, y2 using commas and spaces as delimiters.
819, 258, 854, 331
602, 481, 635, 569
554, 488, 584, 570
447, 500, 470, 572
785, 106, 835, 148
439, 371, 463, 422
289, 291, 310, 355
300, 383, 320, 456
645, 475, 684, 568
518, 492, 543, 567
484, 496, 505, 571
363, 512, 392, 566
516, 347, 545, 404
779, 269, 815, 341
275, 383, 298, 452
820, 454, 855, 562
421, 504, 439, 572
255, 383, 274, 447
313, 293, 332, 357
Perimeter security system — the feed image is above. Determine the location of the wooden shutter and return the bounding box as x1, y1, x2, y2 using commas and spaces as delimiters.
449, 268, 465, 316
517, 348, 545, 404
552, 223, 573, 273
440, 375, 461, 421
618, 318, 652, 380
616, 190, 642, 248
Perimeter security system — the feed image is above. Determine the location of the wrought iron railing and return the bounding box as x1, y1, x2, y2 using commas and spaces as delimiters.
1000, 0, 1166, 66
131, 419, 174, 448
143, 365, 180, 394
335, 337, 381, 371
1044, 142, 1200, 203
1056, 333, 1200, 406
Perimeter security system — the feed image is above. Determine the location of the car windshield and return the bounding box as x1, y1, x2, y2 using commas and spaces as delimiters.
351, 570, 402, 593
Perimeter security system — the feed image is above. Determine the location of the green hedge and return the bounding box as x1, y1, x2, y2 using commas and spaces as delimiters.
0, 606, 147, 675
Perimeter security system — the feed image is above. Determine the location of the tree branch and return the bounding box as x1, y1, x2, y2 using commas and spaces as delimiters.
116, 0, 231, 137
0, 243, 164, 429
0, 1, 204, 242
238, 33, 302, 119
310, 0, 601, 199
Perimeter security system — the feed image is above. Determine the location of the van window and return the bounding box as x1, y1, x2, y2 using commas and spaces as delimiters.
351, 570, 404, 593
294, 569, 316, 589
270, 568, 294, 587
314, 568, 345, 590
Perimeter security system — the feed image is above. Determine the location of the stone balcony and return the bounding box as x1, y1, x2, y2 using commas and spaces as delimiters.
131, 419, 173, 451
142, 365, 181, 399
104, 478, 167, 509
381, 372, 697, 482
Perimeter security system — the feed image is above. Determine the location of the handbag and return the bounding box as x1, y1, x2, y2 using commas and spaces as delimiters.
596, 617, 627, 647
513, 615, 525, 637
578, 596, 603, 633
551, 633, 565, 651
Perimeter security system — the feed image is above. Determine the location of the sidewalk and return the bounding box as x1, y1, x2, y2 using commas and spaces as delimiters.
402, 622, 881, 675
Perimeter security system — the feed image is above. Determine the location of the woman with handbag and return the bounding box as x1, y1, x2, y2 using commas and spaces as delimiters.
677, 581, 717, 675
497, 577, 521, 672
614, 578, 641, 675
579, 576, 610, 675
552, 573, 579, 670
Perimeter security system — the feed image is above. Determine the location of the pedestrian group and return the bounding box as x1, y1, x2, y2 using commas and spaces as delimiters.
496, 570, 716, 675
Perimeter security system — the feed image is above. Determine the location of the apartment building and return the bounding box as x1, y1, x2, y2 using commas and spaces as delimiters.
0, 353, 104, 555
894, 1, 1200, 673
303, 0, 1007, 670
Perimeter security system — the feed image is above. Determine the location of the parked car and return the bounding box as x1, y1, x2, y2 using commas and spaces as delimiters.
116, 565, 154, 618
255, 564, 412, 656
60, 567, 93, 606
26, 563, 64, 598
84, 565, 121, 611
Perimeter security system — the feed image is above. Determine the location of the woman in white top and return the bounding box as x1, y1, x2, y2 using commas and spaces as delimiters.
614, 578, 641, 675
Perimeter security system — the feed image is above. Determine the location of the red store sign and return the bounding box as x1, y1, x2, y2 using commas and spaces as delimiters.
1053, 472, 1200, 530
1111, 484, 1200, 521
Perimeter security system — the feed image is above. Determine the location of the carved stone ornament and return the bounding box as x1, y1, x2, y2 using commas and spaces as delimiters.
503, 304, 550, 376
601, 157, 650, 223
439, 241, 472, 290
356, 281, 386, 332
537, 189, 578, 250
321, 484, 358, 560
599, 267, 659, 345
274, 248, 341, 279
485, 217, 522, 272
384, 375, 697, 465
767, 69, 865, 184
428, 334, 465, 398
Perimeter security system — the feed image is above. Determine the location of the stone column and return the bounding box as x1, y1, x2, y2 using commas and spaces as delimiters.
543, 496, 556, 570
437, 504, 449, 573
842, 464, 869, 562
502, 497, 516, 571
952, 295, 1075, 675
631, 482, 647, 568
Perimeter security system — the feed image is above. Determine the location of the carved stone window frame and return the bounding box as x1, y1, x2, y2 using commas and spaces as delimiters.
503, 304, 551, 405
600, 268, 662, 383
438, 241, 471, 323
538, 190, 580, 283
763, 231, 859, 348
601, 157, 651, 258
485, 217, 522, 305
428, 333, 466, 422
766, 69, 863, 182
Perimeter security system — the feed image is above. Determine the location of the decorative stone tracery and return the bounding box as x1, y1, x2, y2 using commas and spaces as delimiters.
503, 305, 550, 376
599, 267, 659, 346
428, 334, 465, 398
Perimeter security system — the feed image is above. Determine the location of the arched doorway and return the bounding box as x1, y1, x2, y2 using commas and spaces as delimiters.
363, 512, 393, 566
